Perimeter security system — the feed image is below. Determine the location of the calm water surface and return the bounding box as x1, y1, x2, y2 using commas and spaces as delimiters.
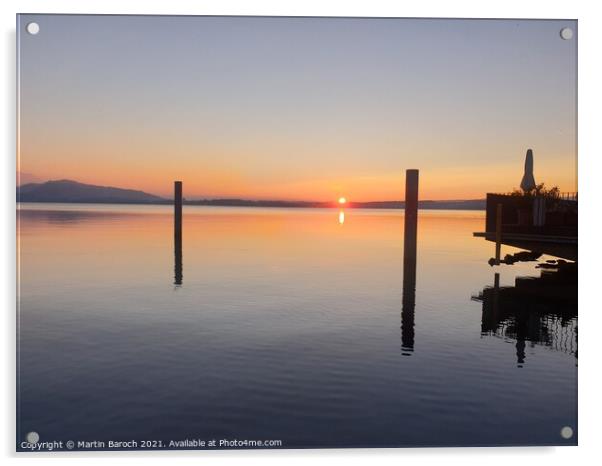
17, 204, 577, 448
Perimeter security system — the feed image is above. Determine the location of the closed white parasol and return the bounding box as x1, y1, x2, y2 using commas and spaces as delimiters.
520, 149, 536, 192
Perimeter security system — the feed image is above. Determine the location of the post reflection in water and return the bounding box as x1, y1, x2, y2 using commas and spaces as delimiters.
401, 170, 419, 356
174, 233, 183, 287
401, 238, 417, 355
174, 181, 183, 287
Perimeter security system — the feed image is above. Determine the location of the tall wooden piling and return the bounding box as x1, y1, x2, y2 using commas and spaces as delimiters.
402, 169, 419, 355
404, 169, 419, 250
174, 181, 183, 286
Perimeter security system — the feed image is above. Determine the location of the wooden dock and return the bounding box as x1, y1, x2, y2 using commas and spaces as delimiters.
474, 193, 577, 261
473, 231, 577, 261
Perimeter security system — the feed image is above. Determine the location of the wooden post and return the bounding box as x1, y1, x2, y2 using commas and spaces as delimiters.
402, 169, 419, 355
174, 181, 183, 286
175, 181, 182, 233
404, 169, 419, 246
495, 203, 502, 265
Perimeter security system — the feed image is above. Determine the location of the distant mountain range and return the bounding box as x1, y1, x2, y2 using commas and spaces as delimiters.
17, 180, 164, 204
17, 179, 485, 210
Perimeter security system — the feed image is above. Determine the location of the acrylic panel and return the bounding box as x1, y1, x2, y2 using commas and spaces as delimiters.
16, 15, 577, 451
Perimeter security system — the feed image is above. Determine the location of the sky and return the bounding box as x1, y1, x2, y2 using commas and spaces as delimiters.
18, 15, 577, 201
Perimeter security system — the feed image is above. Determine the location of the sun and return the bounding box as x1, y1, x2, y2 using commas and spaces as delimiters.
338, 197, 347, 204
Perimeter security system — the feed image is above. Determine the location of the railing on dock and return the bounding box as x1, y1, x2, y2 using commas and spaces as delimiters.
491, 191, 578, 201
559, 192, 578, 201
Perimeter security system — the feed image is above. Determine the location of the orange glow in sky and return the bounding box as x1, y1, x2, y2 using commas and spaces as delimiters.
18, 17, 577, 202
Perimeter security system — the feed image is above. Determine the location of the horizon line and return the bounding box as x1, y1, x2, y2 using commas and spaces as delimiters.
17, 177, 491, 204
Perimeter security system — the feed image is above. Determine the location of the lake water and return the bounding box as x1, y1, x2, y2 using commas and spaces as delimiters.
17, 204, 577, 449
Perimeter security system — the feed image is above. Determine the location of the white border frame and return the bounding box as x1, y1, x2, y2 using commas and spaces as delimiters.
3, 1, 600, 465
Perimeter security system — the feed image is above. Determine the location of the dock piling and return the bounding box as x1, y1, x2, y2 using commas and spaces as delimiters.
495, 203, 502, 265
404, 169, 419, 248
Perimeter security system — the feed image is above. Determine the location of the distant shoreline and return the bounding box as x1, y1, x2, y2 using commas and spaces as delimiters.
17, 199, 486, 210
18, 179, 486, 210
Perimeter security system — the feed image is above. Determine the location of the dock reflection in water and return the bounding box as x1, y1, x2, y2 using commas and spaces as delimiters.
472, 263, 577, 366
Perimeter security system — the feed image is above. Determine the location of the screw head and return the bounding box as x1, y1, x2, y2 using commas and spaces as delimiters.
560, 28, 573, 40
560, 426, 574, 439
26, 22, 40, 35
